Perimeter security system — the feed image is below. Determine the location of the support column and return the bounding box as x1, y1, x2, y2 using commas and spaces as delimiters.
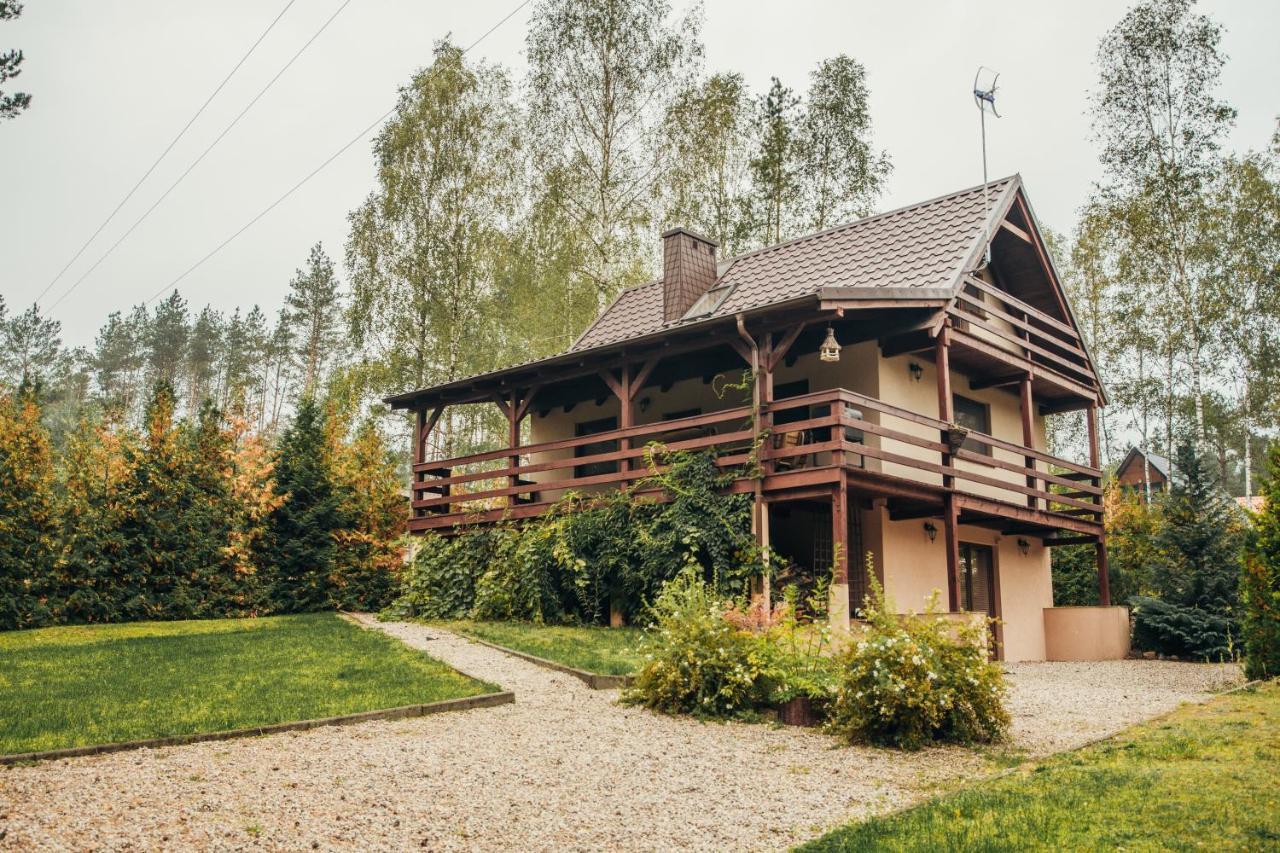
619, 364, 633, 479
1019, 373, 1037, 509
830, 471, 851, 632
935, 325, 961, 611
1087, 404, 1111, 606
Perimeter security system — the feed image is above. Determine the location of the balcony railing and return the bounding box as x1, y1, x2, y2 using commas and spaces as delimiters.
410, 387, 1102, 531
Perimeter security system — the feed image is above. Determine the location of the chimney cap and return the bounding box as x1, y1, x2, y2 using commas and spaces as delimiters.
661, 226, 718, 247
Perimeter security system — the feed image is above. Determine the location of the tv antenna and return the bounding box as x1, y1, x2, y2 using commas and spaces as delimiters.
973, 66, 1000, 267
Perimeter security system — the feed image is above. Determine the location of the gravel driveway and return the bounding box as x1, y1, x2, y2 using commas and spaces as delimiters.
0, 617, 1242, 852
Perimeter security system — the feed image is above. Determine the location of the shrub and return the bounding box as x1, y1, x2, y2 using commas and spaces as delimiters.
624, 569, 774, 718
1242, 444, 1280, 680
472, 522, 566, 622
825, 577, 1009, 750
1130, 595, 1236, 661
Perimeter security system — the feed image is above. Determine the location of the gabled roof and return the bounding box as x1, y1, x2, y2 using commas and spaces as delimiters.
1116, 446, 1172, 481
386, 174, 1100, 411
573, 177, 1016, 351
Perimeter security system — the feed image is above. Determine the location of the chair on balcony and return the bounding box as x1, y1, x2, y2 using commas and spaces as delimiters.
773, 429, 811, 470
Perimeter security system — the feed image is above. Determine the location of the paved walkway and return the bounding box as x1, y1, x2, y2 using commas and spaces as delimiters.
0, 618, 1242, 852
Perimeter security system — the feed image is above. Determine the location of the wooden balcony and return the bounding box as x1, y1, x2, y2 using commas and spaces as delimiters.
409, 388, 1102, 536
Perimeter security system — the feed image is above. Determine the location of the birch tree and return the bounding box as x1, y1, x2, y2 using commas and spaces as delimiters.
526, 0, 701, 308
1089, 0, 1236, 443
346, 42, 520, 457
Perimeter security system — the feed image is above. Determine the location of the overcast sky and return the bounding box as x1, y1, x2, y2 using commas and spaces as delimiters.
3, 0, 1277, 349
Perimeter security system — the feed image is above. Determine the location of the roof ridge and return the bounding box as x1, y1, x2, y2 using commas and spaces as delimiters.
716, 174, 1019, 266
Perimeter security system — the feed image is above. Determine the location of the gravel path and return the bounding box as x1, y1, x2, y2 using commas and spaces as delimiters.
0, 618, 1243, 852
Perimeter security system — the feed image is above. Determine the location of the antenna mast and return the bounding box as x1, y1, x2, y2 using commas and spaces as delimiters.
973, 66, 1000, 268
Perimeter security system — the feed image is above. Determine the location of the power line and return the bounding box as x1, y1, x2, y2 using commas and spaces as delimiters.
139, 0, 533, 308
47, 0, 354, 312
33, 0, 298, 306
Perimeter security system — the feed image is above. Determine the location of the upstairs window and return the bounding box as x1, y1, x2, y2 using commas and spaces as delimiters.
952, 395, 991, 456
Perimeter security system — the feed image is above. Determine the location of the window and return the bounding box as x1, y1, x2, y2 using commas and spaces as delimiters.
662, 408, 701, 421
952, 394, 991, 456
574, 417, 618, 478
959, 543, 995, 615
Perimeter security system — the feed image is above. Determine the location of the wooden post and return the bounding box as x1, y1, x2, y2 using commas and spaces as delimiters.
504, 393, 520, 506
936, 325, 961, 612
936, 325, 954, 487
830, 471, 850, 631
943, 495, 961, 612
1020, 373, 1037, 508
1086, 404, 1111, 606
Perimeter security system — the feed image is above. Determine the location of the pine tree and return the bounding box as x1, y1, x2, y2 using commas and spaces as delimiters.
1242, 443, 1280, 678
260, 396, 344, 612
56, 411, 134, 623
285, 243, 342, 395
0, 388, 59, 629
147, 292, 189, 391
749, 78, 799, 246
1132, 441, 1244, 659
0, 1, 31, 121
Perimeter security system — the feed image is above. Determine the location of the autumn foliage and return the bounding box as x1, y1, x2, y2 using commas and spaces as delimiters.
0, 386, 405, 629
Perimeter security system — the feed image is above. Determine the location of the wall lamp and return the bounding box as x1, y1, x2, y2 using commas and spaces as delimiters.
908, 362, 924, 382
923, 521, 938, 543
1017, 537, 1031, 556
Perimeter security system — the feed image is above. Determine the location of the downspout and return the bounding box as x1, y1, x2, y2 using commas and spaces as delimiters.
737, 314, 771, 614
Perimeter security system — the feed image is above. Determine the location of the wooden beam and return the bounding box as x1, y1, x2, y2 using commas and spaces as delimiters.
492, 395, 511, 419
629, 358, 660, 400
999, 218, 1033, 243
1020, 373, 1037, 509
944, 494, 960, 612
728, 338, 753, 367
936, 325, 954, 490
767, 322, 806, 371
514, 385, 542, 422
1096, 538, 1112, 606
597, 369, 622, 400
969, 373, 1026, 391
832, 474, 849, 586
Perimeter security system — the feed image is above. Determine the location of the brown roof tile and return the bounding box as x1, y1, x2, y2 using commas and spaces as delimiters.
572, 177, 1015, 351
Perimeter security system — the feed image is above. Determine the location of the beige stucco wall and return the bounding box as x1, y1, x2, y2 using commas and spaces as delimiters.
1044, 607, 1132, 661
875, 350, 1046, 502
863, 508, 1053, 662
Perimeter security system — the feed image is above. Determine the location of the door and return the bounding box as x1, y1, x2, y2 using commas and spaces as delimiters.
958, 543, 995, 616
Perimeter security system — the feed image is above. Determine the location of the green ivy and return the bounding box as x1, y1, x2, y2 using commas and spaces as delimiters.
387, 448, 763, 624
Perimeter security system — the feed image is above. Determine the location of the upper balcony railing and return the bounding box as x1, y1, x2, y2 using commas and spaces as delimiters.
409, 387, 1102, 532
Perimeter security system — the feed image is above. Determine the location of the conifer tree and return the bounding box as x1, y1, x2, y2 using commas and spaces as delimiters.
329, 414, 404, 610
1132, 441, 1244, 659
260, 396, 344, 612
57, 411, 133, 623
0, 389, 59, 629
1242, 443, 1280, 678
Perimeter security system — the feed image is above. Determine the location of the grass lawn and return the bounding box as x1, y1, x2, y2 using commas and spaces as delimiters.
0, 613, 496, 756
437, 620, 643, 676
800, 681, 1280, 851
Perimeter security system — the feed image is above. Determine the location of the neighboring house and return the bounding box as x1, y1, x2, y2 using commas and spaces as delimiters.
1113, 446, 1171, 500
1237, 495, 1266, 515
386, 175, 1128, 662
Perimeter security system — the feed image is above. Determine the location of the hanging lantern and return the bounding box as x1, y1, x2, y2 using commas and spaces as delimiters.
819, 325, 841, 362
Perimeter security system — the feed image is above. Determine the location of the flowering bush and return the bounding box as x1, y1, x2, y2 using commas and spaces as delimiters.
624, 569, 774, 718
825, 577, 1009, 750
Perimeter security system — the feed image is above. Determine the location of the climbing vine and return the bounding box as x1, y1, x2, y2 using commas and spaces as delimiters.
388, 449, 765, 624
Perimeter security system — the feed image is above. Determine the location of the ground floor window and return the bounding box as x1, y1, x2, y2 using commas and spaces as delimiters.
959, 542, 995, 615
574, 416, 619, 478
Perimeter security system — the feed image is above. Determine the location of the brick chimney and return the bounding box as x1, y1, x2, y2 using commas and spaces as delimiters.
661, 227, 719, 321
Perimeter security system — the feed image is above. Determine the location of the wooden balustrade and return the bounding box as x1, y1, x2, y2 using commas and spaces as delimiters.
409, 388, 1103, 532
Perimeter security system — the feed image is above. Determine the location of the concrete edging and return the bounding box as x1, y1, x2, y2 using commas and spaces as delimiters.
462, 636, 635, 690
0, 691, 515, 767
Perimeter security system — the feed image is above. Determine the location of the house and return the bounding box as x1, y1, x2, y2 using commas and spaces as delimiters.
1113, 446, 1171, 500
385, 175, 1130, 662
